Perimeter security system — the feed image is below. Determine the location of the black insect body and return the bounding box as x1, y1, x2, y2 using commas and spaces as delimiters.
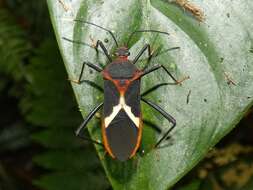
65, 20, 187, 161
102, 56, 142, 160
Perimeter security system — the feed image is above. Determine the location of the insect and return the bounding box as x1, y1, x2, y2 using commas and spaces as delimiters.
64, 20, 187, 161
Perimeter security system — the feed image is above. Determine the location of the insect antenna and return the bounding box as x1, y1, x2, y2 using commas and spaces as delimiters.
152, 46, 180, 58
126, 30, 170, 46
62, 37, 106, 55
63, 37, 95, 49
74, 19, 119, 47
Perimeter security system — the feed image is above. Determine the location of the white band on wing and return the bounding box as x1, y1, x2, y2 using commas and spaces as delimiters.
104, 96, 140, 128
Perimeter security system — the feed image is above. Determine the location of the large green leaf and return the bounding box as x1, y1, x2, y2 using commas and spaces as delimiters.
47, 0, 253, 189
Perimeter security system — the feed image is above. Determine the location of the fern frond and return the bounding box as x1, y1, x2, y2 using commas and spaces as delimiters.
0, 9, 31, 81
21, 40, 109, 190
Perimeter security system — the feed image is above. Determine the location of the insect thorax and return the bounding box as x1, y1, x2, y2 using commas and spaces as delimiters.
106, 61, 138, 79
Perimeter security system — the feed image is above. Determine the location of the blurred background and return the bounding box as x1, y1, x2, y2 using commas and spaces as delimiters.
0, 1, 252, 190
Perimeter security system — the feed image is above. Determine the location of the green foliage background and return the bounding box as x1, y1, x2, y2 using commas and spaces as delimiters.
0, 1, 253, 190
0, 1, 109, 190
48, 0, 253, 189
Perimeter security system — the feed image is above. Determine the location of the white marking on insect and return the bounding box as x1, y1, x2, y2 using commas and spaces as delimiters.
104, 96, 139, 128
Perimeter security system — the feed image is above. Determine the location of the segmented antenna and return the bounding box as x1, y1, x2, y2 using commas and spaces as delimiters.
127, 30, 170, 46
74, 19, 119, 47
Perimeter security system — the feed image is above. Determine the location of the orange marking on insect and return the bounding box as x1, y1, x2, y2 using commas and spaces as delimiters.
102, 113, 142, 160
102, 121, 116, 158
129, 115, 143, 158
102, 70, 143, 95
116, 56, 128, 61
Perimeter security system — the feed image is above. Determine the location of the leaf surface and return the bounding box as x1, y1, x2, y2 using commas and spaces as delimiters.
47, 0, 253, 189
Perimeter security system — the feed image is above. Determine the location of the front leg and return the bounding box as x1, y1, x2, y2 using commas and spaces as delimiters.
132, 44, 153, 64
62, 37, 110, 58
140, 64, 189, 85
92, 40, 112, 62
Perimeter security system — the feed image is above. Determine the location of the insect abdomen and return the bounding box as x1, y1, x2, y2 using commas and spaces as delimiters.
105, 109, 139, 161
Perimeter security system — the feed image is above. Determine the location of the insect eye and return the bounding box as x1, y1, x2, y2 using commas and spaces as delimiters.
127, 52, 130, 56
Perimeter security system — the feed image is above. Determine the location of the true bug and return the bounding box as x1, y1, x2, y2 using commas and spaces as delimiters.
64, 20, 188, 161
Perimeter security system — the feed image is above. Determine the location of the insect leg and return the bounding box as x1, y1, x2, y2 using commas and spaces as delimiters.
141, 97, 176, 148
152, 47, 180, 58
140, 64, 189, 85
62, 37, 109, 57
94, 40, 112, 62
75, 103, 104, 146
69, 61, 102, 84
132, 44, 152, 64
141, 83, 176, 97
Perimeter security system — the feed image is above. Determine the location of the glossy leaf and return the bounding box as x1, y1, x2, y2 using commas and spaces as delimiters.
47, 0, 253, 189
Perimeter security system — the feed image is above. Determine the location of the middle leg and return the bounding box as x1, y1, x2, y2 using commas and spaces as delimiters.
132, 44, 153, 64
140, 64, 189, 85
92, 40, 112, 62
